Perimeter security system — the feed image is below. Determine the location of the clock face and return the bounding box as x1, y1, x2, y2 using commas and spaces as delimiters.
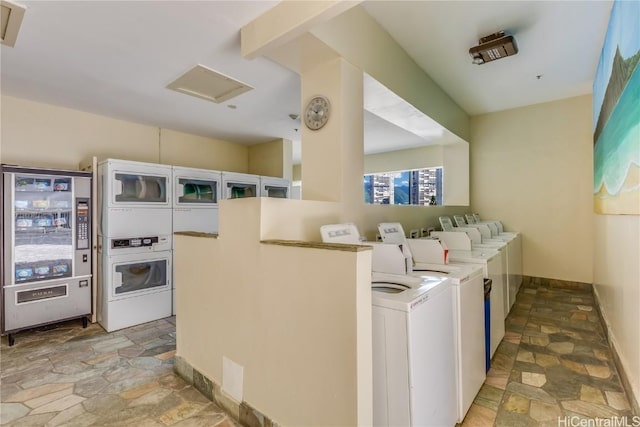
304, 96, 330, 130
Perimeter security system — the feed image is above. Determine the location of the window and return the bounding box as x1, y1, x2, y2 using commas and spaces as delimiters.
364, 168, 442, 206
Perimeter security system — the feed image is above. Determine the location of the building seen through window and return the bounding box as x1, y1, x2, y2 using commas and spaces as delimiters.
364, 168, 442, 205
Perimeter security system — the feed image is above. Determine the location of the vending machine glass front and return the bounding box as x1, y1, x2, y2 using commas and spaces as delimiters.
13, 174, 73, 284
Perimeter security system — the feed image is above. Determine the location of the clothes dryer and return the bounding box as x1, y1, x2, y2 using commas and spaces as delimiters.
98, 159, 172, 238
221, 172, 259, 199
99, 248, 171, 332
260, 176, 290, 198
172, 166, 221, 234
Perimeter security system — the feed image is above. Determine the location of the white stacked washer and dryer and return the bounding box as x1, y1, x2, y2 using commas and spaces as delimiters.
172, 166, 222, 315
97, 159, 173, 332
97, 162, 289, 326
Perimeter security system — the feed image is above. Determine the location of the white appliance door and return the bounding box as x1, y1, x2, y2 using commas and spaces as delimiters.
263, 185, 288, 198
260, 177, 290, 198
175, 176, 220, 208
108, 163, 171, 208
107, 252, 171, 301
222, 173, 260, 200
225, 182, 258, 199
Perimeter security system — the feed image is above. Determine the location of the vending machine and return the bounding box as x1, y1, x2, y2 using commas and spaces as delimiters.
1, 165, 92, 345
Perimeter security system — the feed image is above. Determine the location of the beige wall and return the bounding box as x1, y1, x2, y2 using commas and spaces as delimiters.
593, 214, 640, 407
248, 138, 293, 180
1, 95, 249, 172
160, 128, 248, 172
292, 164, 302, 181
176, 198, 373, 426
470, 95, 594, 283
1, 96, 159, 168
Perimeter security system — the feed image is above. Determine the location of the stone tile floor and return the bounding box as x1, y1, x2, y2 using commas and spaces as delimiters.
461, 277, 636, 426
1, 277, 636, 426
0, 317, 239, 426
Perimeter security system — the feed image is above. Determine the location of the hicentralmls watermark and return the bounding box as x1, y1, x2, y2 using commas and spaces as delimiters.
558, 416, 640, 427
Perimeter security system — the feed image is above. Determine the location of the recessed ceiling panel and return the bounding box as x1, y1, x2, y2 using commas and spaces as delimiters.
167, 64, 254, 104
1, 0, 26, 47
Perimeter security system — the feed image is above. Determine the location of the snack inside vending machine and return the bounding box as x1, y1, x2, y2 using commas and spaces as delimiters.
1, 165, 92, 346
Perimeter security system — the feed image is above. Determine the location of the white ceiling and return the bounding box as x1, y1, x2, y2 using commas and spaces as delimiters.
363, 0, 613, 115
1, 1, 612, 164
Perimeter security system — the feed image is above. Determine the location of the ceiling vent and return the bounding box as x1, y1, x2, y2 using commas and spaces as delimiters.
1, 0, 26, 47
167, 64, 254, 104
469, 31, 518, 65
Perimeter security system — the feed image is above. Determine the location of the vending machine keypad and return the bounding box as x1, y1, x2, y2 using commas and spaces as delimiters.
76, 199, 90, 250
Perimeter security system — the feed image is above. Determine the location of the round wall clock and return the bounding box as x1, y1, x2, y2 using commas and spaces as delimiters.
304, 95, 331, 130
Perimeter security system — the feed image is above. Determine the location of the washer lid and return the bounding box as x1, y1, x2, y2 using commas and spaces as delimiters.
448, 249, 499, 262
372, 275, 451, 312
410, 262, 483, 283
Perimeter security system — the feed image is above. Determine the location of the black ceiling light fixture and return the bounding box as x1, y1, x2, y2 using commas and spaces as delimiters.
469, 31, 518, 65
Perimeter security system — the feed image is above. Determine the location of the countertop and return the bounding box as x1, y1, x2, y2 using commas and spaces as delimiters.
260, 239, 372, 252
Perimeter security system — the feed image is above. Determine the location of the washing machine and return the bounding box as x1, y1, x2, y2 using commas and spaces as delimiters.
320, 223, 457, 426
409, 263, 485, 422
372, 276, 457, 426
376, 223, 486, 422
446, 250, 504, 358
468, 213, 523, 305
379, 222, 505, 359
435, 217, 510, 318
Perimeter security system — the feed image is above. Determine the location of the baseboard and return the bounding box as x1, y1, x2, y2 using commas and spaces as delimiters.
174, 355, 279, 427
521, 275, 593, 292
593, 286, 640, 416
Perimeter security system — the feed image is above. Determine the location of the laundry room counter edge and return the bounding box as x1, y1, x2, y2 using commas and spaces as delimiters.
261, 239, 372, 252
174, 231, 219, 238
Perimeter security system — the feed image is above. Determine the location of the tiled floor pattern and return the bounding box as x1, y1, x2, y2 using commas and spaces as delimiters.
462, 277, 635, 426
1, 278, 636, 426
0, 317, 239, 426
